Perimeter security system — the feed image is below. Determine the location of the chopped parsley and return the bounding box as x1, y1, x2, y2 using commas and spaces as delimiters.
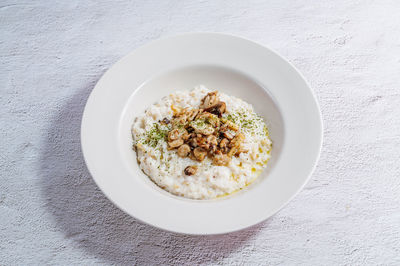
138, 123, 170, 148
226, 109, 268, 136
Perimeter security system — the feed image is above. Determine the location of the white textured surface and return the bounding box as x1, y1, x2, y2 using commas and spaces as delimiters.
1, 0, 400, 265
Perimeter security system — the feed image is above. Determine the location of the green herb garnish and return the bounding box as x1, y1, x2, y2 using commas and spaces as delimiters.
225, 109, 268, 136
139, 123, 170, 148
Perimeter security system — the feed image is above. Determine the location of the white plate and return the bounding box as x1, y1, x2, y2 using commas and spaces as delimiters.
81, 33, 323, 235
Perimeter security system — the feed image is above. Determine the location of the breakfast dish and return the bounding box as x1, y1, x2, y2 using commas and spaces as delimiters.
132, 86, 272, 199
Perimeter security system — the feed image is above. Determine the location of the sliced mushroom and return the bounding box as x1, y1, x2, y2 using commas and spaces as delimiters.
221, 119, 239, 131
188, 137, 198, 148
190, 120, 214, 135
193, 147, 207, 161
197, 134, 215, 150
185, 108, 200, 122
196, 112, 220, 128
182, 130, 191, 141
219, 138, 229, 153
177, 144, 190, 157
168, 129, 181, 141
223, 131, 235, 140
229, 132, 245, 148
200, 91, 219, 109
204, 101, 226, 117
170, 116, 186, 128
188, 150, 197, 161
184, 165, 197, 176
206, 134, 218, 146
196, 135, 209, 150
227, 132, 245, 156
209, 144, 217, 153
168, 138, 183, 148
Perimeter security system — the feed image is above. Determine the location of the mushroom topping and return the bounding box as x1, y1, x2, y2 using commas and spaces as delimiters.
184, 165, 197, 176
229, 132, 245, 148
188, 137, 198, 148
204, 101, 226, 117
168, 138, 183, 149
200, 91, 219, 109
190, 119, 214, 135
164, 90, 246, 166
219, 138, 229, 153
182, 131, 191, 141
173, 107, 198, 125
228, 132, 245, 156
209, 144, 217, 153
221, 119, 239, 131
171, 116, 186, 128
168, 129, 181, 141
177, 144, 190, 157
197, 134, 218, 150
206, 134, 218, 146
222, 131, 235, 140
196, 112, 220, 128
196, 135, 208, 149
185, 108, 201, 122
193, 147, 207, 161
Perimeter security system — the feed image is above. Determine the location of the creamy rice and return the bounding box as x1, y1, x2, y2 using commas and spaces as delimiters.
131, 86, 272, 200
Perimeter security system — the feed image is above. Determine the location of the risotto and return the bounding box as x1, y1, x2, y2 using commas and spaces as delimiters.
131, 86, 272, 200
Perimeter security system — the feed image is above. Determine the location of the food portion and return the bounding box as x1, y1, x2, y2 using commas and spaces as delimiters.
165, 91, 246, 171
132, 86, 272, 200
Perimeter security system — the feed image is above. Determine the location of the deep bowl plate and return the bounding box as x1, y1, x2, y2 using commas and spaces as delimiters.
81, 33, 323, 235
